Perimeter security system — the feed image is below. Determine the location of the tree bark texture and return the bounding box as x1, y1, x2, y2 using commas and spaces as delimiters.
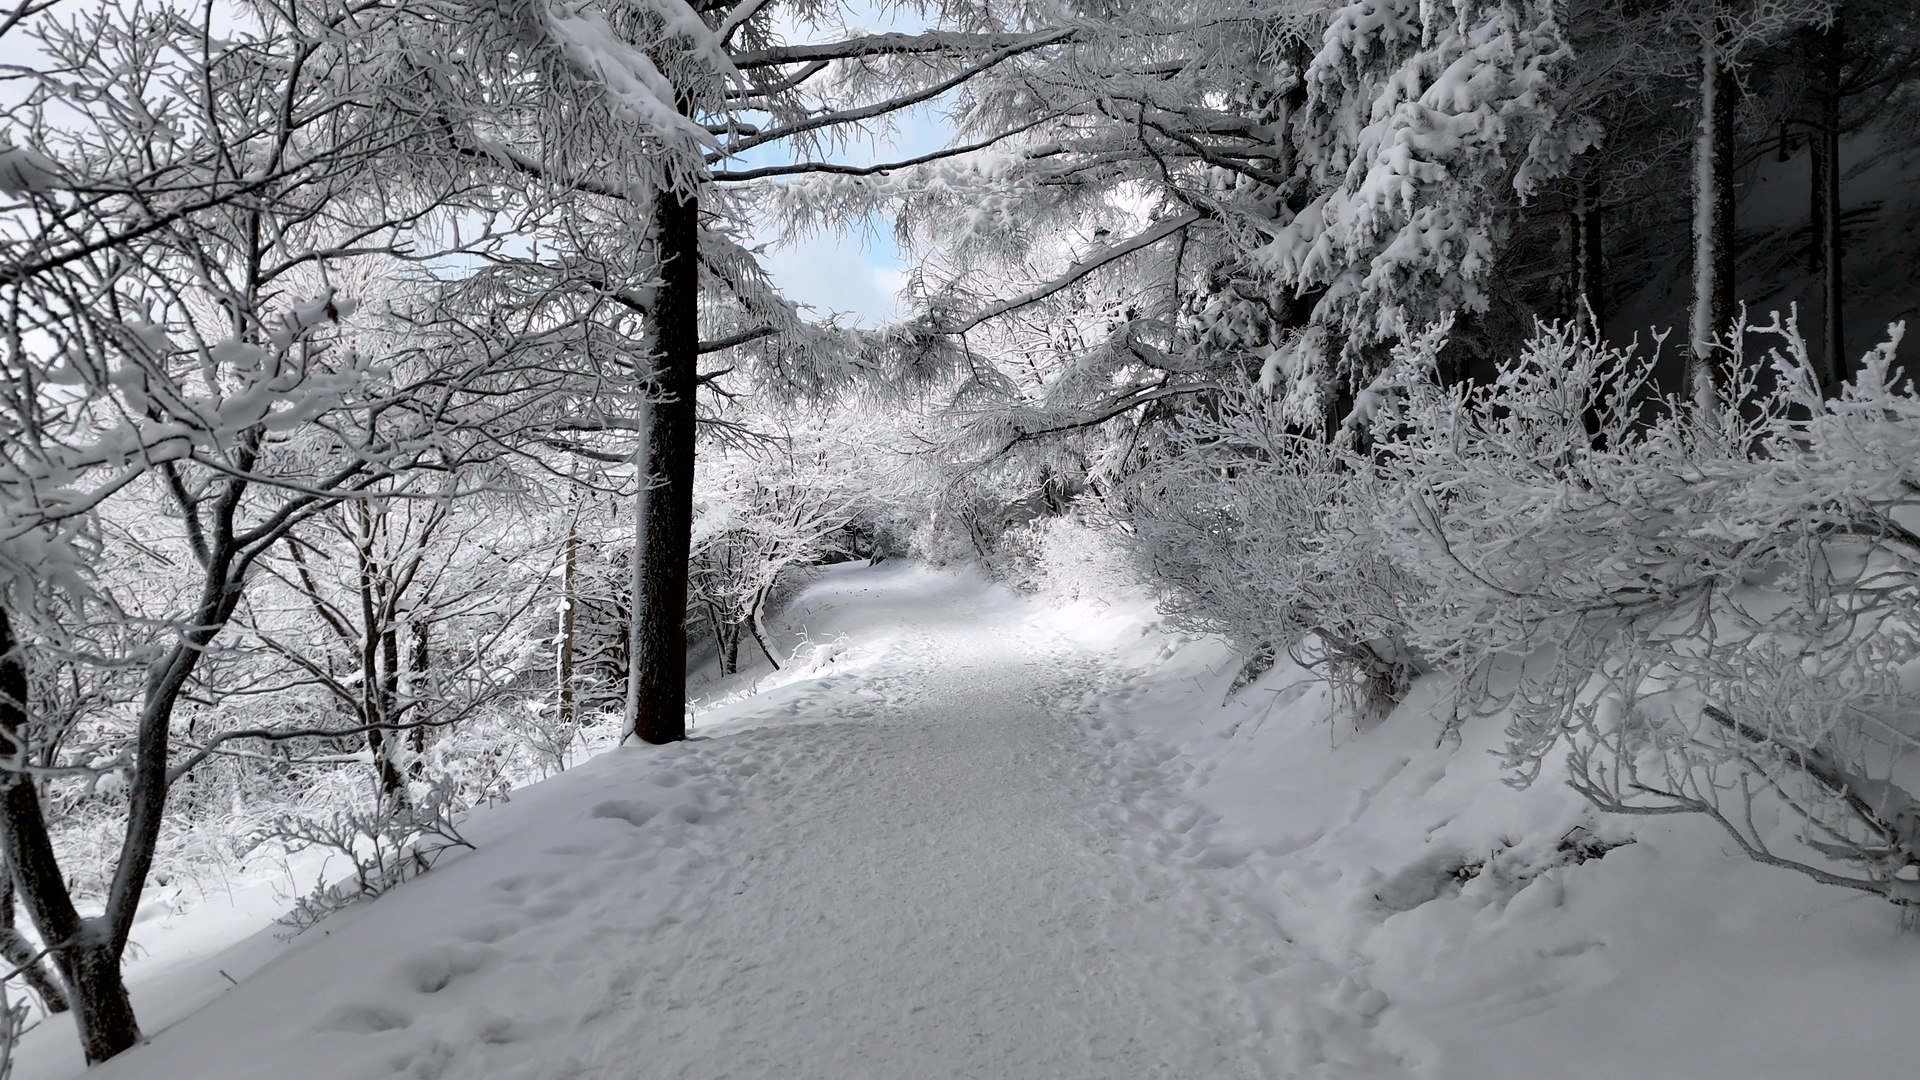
1690, 16, 1737, 409
0, 608, 138, 1062
1570, 187, 1605, 335
1809, 12, 1847, 393
559, 515, 579, 727
630, 185, 700, 745
0, 859, 68, 1013
407, 622, 429, 772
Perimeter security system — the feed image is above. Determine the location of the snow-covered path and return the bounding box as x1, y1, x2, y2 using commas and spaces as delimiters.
72, 565, 1351, 1080
577, 623, 1283, 1079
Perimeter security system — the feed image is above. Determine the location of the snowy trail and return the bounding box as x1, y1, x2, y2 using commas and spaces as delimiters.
76, 566, 1383, 1080
567, 623, 1280, 1079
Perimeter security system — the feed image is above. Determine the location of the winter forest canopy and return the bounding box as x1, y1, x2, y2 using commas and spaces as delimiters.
0, 0, 1917, 1070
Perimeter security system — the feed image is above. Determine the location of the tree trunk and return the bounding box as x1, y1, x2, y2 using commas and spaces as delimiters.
52, 940, 135, 1057
629, 185, 700, 745
704, 602, 731, 677
623, 421, 648, 736
370, 627, 408, 802
1809, 11, 1847, 393
364, 700, 407, 803
407, 621, 429, 772
0, 608, 137, 1062
558, 513, 579, 726
0, 846, 65, 1014
748, 589, 781, 671
1571, 186, 1605, 336
355, 512, 406, 803
1690, 14, 1738, 411
7, 454, 261, 1064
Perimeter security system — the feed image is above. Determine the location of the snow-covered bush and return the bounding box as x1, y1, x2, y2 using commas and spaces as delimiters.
997, 507, 1150, 604
1121, 380, 1424, 716
898, 472, 1030, 573
1380, 316, 1920, 906
271, 778, 474, 935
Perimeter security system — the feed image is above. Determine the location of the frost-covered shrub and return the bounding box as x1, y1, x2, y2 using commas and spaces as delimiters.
690, 439, 871, 675
1121, 380, 1423, 716
1380, 316, 1920, 905
997, 506, 1150, 603
900, 474, 1026, 572
271, 778, 474, 935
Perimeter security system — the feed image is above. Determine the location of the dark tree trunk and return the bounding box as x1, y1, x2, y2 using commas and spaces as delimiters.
407, 621, 429, 772
0, 608, 137, 1062
380, 626, 401, 723
5, 435, 289, 1065
51, 941, 134, 1054
1689, 16, 1738, 408
702, 600, 732, 677
558, 516, 579, 726
364, 636, 408, 804
630, 185, 700, 745
748, 589, 780, 671
0, 838, 66, 1014
1809, 12, 1847, 393
357, 518, 406, 802
1570, 187, 1605, 335
372, 627, 407, 801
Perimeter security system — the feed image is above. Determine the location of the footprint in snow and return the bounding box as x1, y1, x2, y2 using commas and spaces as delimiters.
453, 920, 520, 945
589, 799, 659, 828
317, 1002, 412, 1034
397, 942, 499, 995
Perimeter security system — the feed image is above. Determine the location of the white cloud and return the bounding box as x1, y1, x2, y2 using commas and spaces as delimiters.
759, 231, 905, 327
745, 98, 952, 328
870, 263, 910, 299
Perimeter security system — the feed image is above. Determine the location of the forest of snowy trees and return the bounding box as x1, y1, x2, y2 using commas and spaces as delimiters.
0, 0, 1916, 1068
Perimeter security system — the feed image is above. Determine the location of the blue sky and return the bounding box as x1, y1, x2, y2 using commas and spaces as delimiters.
738, 3, 954, 327
756, 213, 917, 328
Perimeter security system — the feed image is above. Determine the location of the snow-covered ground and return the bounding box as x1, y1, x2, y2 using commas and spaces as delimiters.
1079, 628, 1915, 1078
16, 562, 1913, 1078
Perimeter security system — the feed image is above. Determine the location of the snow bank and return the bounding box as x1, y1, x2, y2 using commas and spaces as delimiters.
1079, 623, 1918, 1079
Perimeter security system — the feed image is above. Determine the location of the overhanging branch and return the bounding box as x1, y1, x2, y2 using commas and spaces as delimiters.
700, 324, 777, 352
721, 29, 1076, 157
731, 30, 1071, 71
709, 119, 1047, 182
936, 210, 1202, 335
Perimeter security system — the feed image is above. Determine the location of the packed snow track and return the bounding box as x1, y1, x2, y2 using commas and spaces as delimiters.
75, 566, 1369, 1080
